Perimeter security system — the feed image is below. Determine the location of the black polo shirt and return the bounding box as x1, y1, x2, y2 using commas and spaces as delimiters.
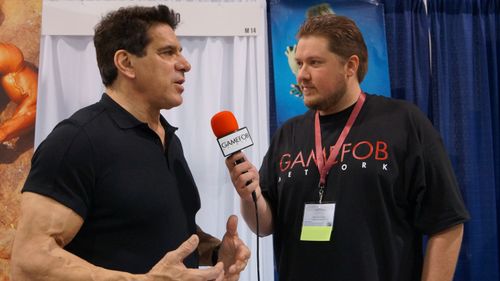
23, 93, 201, 273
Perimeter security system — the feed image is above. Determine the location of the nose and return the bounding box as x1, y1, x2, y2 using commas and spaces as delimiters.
176, 55, 191, 72
296, 65, 310, 84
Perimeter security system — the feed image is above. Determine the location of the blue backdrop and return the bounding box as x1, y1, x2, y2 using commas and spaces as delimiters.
376, 0, 499, 280
427, 1, 500, 280
269, 0, 391, 128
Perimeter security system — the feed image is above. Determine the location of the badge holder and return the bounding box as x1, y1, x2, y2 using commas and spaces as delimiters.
300, 184, 335, 241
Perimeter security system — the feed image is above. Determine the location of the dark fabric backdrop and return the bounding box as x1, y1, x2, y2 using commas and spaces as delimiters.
383, 0, 500, 280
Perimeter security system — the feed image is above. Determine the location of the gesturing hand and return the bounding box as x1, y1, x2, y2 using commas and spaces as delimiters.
218, 215, 251, 281
147, 235, 225, 281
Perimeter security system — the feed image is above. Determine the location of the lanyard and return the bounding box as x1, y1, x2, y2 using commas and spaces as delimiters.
314, 91, 366, 203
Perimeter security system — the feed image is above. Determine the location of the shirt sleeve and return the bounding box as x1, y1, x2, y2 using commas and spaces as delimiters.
22, 120, 95, 219
409, 107, 470, 235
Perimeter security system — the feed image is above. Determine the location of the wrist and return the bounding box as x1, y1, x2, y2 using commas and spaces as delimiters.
211, 244, 221, 266
243, 188, 262, 203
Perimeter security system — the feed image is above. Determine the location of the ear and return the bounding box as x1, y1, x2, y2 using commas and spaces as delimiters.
345, 55, 359, 79
114, 50, 135, 79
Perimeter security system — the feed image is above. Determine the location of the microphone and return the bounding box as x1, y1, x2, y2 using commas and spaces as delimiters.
210, 111, 256, 201
210, 111, 254, 160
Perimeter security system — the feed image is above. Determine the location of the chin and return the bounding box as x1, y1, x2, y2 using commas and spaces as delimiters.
173, 97, 183, 107
304, 98, 319, 110
163, 98, 183, 109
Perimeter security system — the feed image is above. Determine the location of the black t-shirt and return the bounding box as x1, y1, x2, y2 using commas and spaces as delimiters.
23, 94, 201, 273
260, 93, 470, 281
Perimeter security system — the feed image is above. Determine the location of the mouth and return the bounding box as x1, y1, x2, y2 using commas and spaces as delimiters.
174, 78, 185, 92
174, 78, 185, 85
300, 84, 314, 94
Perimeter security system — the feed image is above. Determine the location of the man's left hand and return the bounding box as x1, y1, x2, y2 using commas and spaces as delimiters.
218, 215, 251, 281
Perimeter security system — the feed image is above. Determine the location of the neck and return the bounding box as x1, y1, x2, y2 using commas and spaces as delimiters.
318, 83, 362, 116
105, 85, 161, 127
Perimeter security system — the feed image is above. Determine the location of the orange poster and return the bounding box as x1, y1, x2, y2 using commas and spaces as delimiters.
0, 0, 41, 279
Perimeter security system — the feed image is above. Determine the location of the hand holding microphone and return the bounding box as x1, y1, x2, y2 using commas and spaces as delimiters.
211, 111, 259, 203
225, 152, 260, 203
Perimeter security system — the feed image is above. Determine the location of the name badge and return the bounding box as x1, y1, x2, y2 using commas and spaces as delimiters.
300, 203, 335, 241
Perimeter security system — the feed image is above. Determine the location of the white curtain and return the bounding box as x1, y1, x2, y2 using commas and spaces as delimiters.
35, 2, 273, 281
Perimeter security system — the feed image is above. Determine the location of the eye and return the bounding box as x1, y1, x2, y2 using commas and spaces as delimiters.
157, 46, 179, 57
296, 61, 303, 67
310, 60, 321, 66
159, 49, 174, 56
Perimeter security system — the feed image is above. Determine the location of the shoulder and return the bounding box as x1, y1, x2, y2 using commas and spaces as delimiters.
365, 93, 421, 113
53, 101, 111, 140
365, 93, 431, 125
283, 109, 314, 126
274, 110, 314, 136
36, 102, 106, 159
365, 93, 440, 144
65, 101, 108, 129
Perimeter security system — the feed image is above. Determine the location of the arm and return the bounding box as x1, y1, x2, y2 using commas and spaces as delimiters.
421, 224, 464, 281
225, 152, 274, 236
196, 225, 221, 266
11, 192, 224, 281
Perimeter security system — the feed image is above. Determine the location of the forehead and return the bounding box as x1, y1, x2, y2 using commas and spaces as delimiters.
295, 35, 330, 57
147, 23, 180, 48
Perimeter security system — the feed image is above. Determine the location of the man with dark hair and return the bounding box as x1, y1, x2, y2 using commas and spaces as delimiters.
11, 5, 249, 281
225, 14, 469, 281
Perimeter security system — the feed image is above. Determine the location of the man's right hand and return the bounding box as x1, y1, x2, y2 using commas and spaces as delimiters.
146, 235, 224, 281
225, 152, 261, 203
224, 152, 274, 236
